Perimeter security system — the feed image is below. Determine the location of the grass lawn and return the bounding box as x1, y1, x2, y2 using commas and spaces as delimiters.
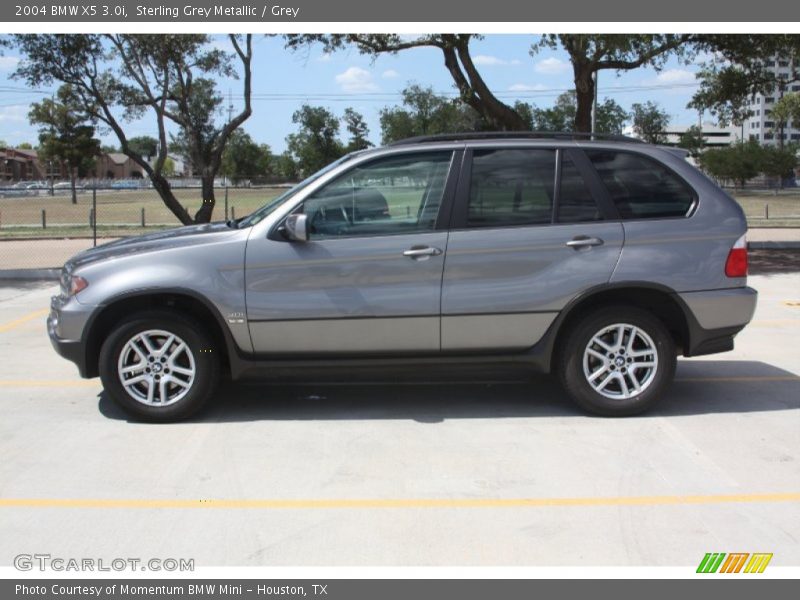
0, 186, 798, 239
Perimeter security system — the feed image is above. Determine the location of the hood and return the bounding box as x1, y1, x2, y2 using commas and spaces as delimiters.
67, 222, 239, 270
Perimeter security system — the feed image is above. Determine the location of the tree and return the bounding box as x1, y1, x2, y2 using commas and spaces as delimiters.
536, 35, 692, 132
17, 142, 34, 150
759, 144, 798, 190
379, 84, 483, 143
524, 91, 628, 134
769, 93, 800, 148
342, 108, 372, 151
698, 140, 763, 188
220, 129, 273, 185
286, 34, 528, 130
285, 105, 345, 176
678, 125, 706, 159
0, 139, 7, 148
162, 156, 177, 178
127, 135, 159, 159
689, 35, 800, 127
28, 84, 100, 204
100, 144, 118, 153
274, 152, 299, 181
11, 34, 253, 224
631, 101, 670, 144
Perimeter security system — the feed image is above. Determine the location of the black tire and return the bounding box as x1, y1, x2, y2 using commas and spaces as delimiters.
556, 306, 676, 417
99, 310, 220, 422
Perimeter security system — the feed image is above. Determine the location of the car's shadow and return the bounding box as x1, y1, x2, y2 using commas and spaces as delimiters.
97, 359, 800, 423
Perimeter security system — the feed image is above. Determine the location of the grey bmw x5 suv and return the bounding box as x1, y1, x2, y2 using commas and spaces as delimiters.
48, 133, 757, 421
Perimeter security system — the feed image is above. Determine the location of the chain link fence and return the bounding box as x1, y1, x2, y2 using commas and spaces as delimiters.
0, 181, 284, 269
1, 179, 800, 271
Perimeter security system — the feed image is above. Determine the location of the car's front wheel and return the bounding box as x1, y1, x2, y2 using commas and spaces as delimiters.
557, 306, 676, 416
99, 310, 220, 422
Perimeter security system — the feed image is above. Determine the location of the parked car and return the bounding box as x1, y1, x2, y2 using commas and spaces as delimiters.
48, 133, 757, 421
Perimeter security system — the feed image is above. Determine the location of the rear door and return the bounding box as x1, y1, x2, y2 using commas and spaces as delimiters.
440, 146, 624, 351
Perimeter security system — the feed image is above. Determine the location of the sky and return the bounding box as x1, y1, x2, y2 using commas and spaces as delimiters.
0, 34, 705, 153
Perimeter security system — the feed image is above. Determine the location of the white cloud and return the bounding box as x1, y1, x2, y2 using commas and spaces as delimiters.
317, 53, 333, 62
0, 105, 28, 123
655, 68, 697, 85
382, 69, 400, 79
508, 83, 549, 92
534, 57, 570, 74
335, 67, 379, 93
473, 55, 522, 67
0, 56, 20, 71
473, 55, 504, 66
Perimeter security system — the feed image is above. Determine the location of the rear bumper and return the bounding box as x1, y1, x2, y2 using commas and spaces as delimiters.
678, 286, 758, 356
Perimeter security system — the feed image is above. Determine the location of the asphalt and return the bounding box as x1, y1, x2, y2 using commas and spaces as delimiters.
0, 274, 797, 567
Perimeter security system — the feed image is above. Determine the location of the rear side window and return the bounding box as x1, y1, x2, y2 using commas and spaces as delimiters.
585, 150, 695, 219
467, 149, 555, 228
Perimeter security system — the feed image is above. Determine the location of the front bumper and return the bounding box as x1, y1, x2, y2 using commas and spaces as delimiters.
678, 286, 758, 356
47, 294, 95, 378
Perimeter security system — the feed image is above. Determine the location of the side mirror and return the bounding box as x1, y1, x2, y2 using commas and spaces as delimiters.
281, 213, 308, 242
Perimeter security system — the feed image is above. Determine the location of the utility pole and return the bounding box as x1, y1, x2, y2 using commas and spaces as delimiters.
590, 71, 598, 137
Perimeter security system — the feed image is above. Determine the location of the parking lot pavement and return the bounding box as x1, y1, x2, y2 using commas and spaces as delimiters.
0, 274, 798, 567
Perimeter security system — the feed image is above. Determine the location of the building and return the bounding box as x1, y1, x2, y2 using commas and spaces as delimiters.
661, 123, 743, 148
747, 57, 800, 145
93, 153, 144, 180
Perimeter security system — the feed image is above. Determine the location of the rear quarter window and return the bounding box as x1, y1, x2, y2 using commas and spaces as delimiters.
584, 150, 695, 219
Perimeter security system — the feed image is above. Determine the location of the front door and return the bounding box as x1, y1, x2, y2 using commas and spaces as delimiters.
245, 150, 458, 355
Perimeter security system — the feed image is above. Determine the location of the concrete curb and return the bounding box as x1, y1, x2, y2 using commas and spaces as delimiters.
0, 268, 59, 281
749, 241, 800, 249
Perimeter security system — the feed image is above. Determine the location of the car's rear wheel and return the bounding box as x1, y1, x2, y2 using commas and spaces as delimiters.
557, 306, 676, 416
99, 310, 220, 422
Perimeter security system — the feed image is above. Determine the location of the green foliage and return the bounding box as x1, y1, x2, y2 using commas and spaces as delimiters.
759, 144, 799, 186
689, 35, 800, 126
698, 140, 766, 188
631, 101, 670, 144
379, 84, 484, 143
519, 91, 628, 134
162, 156, 176, 177
28, 84, 100, 204
220, 129, 273, 184
127, 136, 159, 159
17, 142, 34, 150
342, 108, 372, 152
678, 125, 706, 159
285, 105, 345, 176
769, 93, 800, 146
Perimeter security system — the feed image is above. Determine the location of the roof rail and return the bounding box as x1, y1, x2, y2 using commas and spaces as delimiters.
388, 131, 643, 146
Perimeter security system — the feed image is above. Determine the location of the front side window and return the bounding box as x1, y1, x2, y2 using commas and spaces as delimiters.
467, 148, 556, 228
585, 150, 695, 219
301, 152, 452, 239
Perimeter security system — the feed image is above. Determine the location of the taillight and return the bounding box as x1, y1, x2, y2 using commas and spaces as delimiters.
725, 234, 748, 278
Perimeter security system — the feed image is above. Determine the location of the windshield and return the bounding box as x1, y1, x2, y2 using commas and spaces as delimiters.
237, 154, 355, 228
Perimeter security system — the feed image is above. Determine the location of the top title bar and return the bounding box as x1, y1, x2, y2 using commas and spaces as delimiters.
1, 0, 795, 23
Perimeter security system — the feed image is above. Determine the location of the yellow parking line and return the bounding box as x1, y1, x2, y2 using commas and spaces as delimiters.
675, 376, 799, 383
0, 308, 49, 333
0, 492, 798, 510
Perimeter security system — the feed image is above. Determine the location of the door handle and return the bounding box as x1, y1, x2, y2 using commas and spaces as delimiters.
566, 236, 604, 249
403, 246, 442, 258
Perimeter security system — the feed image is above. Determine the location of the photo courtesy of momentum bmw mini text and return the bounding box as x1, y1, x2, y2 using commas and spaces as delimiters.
0, 0, 798, 596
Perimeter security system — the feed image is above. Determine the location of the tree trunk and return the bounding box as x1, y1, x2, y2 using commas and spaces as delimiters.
150, 173, 194, 225
70, 167, 77, 205
574, 65, 595, 134
194, 174, 216, 223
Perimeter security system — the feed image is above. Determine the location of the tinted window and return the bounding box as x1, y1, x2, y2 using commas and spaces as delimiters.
301, 152, 452, 239
557, 156, 601, 223
467, 149, 555, 228
585, 150, 695, 219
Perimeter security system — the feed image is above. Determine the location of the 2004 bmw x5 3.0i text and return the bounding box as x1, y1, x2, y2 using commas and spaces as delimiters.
48, 133, 757, 421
